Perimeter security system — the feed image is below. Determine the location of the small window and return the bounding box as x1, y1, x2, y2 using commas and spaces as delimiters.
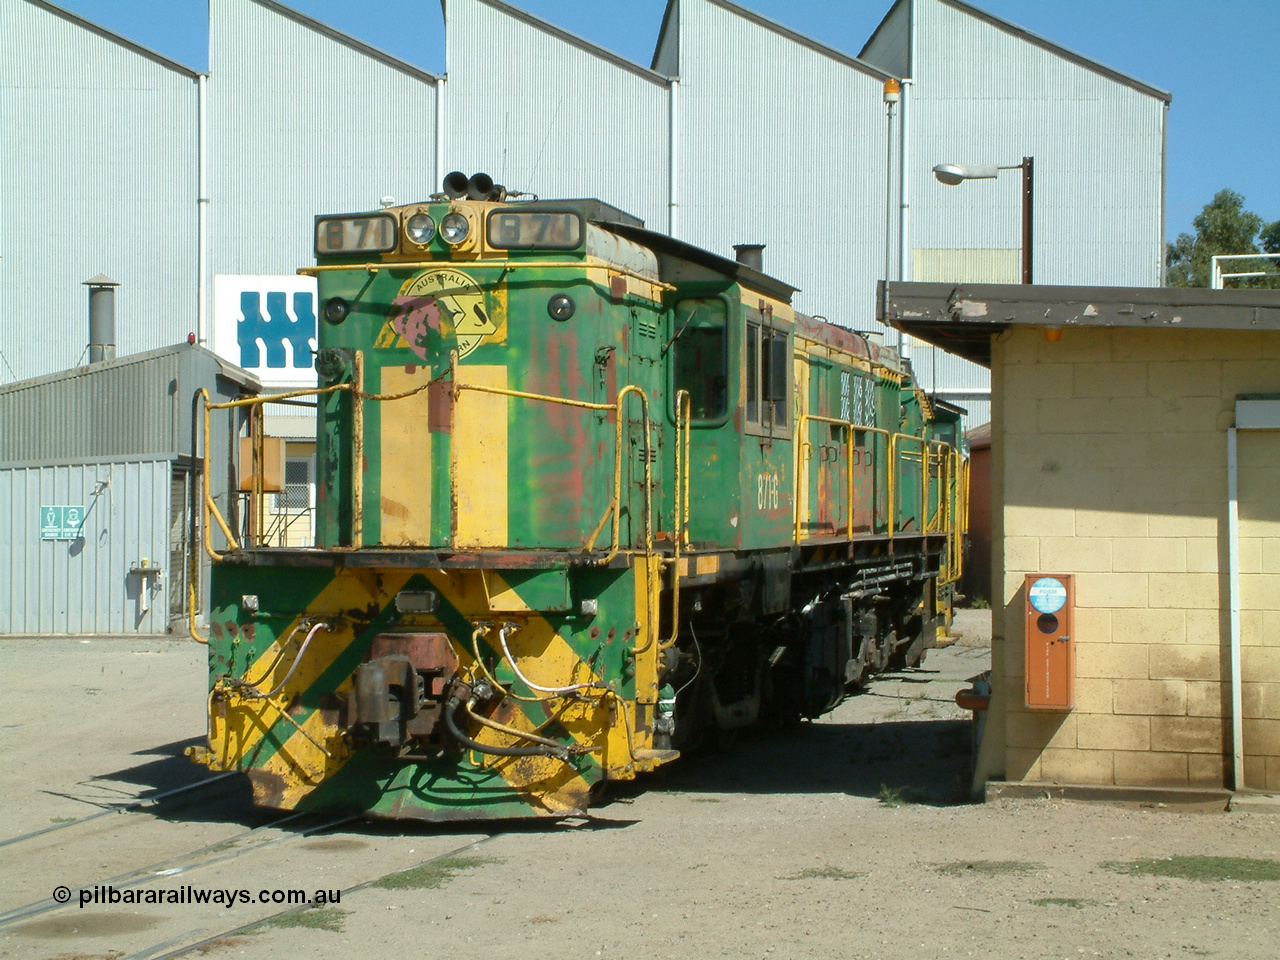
671, 298, 728, 420
282, 459, 312, 511
745, 318, 789, 430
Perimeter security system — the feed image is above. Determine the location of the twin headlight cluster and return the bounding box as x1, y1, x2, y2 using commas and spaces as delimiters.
403, 211, 471, 247
323, 207, 575, 327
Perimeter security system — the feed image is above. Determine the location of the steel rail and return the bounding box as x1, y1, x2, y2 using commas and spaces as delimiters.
133, 834, 503, 960
0, 773, 238, 851
0, 812, 356, 928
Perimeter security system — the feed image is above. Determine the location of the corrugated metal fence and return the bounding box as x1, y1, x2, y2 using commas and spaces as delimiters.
0, 459, 174, 635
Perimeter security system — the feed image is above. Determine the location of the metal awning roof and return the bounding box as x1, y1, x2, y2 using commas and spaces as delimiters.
877, 281, 1280, 368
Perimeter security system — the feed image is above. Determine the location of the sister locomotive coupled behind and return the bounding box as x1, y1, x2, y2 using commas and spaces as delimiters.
188, 173, 968, 821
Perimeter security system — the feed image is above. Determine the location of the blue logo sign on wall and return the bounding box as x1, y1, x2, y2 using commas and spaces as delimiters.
238, 291, 315, 369
1028, 577, 1068, 615
214, 275, 319, 387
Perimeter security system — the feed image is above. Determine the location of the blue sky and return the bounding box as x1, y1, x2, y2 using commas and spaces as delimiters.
52, 0, 1280, 243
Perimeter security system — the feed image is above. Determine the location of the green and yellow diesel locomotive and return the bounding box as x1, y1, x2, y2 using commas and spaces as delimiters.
189, 174, 968, 821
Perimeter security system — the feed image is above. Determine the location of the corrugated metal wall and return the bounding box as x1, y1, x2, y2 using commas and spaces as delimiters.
445, 0, 671, 232
3, 0, 1171, 433
0, 349, 184, 463
207, 0, 438, 316
857, 0, 1169, 426
910, 0, 1166, 286
0, 459, 172, 635
0, 0, 198, 385
676, 0, 894, 326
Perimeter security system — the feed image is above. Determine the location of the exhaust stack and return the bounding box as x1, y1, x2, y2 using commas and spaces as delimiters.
733, 244, 764, 272
84, 274, 119, 364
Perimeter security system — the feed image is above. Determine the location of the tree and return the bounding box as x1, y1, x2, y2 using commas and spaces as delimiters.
1166, 189, 1277, 287
1263, 218, 1280, 257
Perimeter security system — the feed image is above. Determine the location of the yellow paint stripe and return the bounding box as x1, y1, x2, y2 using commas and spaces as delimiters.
422, 569, 637, 777
480, 570, 530, 611
214, 570, 414, 771
453, 365, 508, 548
379, 365, 433, 544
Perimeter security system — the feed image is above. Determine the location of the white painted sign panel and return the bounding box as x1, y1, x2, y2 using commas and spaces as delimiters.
212, 275, 319, 388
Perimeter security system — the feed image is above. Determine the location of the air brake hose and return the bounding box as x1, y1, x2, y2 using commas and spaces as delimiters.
443, 697, 567, 760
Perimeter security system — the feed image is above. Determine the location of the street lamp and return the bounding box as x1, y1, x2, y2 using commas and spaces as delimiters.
932, 157, 1034, 284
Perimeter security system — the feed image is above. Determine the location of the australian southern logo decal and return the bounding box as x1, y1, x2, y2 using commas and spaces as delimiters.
385, 268, 497, 363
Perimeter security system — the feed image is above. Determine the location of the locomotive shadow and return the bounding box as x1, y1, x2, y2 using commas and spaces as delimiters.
647, 717, 974, 807
64, 736, 643, 835
46, 736, 262, 825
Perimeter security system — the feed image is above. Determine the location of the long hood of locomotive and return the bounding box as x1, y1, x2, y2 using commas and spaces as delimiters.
311, 246, 671, 555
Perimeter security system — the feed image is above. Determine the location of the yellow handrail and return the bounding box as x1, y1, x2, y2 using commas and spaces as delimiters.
889, 432, 929, 536
298, 260, 677, 292
793, 413, 890, 541
923, 439, 951, 534
198, 381, 359, 560
453, 379, 655, 565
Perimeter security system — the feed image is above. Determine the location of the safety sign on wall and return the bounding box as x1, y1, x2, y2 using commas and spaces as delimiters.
40, 505, 86, 540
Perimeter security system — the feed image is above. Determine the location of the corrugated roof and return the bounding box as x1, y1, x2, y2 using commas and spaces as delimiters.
0, 343, 262, 465
699, 0, 895, 81
25, 0, 201, 76
252, 0, 440, 82
468, 0, 670, 86
0, 342, 260, 398
861, 0, 1171, 103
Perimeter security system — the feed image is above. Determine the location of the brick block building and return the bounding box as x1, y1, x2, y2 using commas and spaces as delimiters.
883, 282, 1280, 792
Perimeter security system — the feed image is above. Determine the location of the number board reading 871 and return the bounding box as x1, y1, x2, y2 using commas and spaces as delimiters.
314, 215, 397, 255
486, 211, 582, 249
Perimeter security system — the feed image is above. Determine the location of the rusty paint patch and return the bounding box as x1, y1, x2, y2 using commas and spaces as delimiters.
247, 769, 290, 809
428, 378, 452, 432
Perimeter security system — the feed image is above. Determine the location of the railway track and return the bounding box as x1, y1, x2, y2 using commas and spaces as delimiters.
125, 834, 501, 960
0, 810, 359, 928
0, 773, 240, 850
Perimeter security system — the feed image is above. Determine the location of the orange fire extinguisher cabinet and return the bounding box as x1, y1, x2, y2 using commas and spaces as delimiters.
1024, 574, 1074, 710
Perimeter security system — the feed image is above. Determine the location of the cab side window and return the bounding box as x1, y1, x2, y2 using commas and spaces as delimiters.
745, 317, 789, 430
671, 298, 728, 421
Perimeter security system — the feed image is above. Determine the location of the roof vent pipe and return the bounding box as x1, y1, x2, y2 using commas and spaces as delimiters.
733, 244, 764, 272
84, 274, 119, 364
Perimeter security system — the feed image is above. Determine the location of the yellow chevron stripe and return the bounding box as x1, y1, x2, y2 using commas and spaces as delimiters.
422, 569, 638, 783
212, 569, 414, 774
213, 564, 647, 814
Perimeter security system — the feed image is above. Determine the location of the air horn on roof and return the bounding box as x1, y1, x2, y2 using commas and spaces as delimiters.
441, 171, 507, 202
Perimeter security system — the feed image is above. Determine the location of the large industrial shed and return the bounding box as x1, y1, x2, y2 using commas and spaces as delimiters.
0, 344, 258, 636
0, 0, 200, 382
886, 283, 1280, 793
0, 0, 1174, 436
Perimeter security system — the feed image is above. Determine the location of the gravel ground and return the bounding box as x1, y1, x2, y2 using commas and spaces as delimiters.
2, 610, 1278, 960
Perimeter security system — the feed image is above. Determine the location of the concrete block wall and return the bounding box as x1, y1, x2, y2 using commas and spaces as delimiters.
987, 326, 1280, 790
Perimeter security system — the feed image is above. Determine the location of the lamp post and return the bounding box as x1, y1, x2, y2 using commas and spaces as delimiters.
932, 157, 1034, 284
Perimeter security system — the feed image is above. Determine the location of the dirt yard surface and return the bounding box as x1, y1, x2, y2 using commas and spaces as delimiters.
2, 610, 1277, 960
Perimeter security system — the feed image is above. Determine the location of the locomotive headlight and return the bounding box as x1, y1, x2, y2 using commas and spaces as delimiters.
440, 212, 470, 245
548, 293, 575, 321
405, 213, 435, 245
322, 297, 350, 325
